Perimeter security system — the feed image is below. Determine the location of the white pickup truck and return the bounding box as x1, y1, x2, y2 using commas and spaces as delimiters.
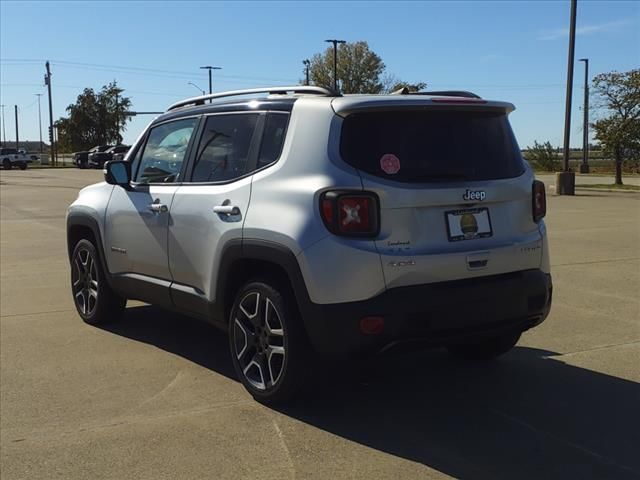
1, 148, 38, 170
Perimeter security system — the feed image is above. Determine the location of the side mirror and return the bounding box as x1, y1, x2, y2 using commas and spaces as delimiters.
104, 160, 131, 187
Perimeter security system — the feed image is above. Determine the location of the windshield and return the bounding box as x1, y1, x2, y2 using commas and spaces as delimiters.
340, 109, 525, 182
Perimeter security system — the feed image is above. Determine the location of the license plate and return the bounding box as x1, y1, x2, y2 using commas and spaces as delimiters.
445, 208, 493, 242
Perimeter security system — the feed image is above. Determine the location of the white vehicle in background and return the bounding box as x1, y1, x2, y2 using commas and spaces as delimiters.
1, 148, 35, 170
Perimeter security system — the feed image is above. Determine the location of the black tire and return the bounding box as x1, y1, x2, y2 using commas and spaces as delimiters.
229, 279, 310, 404
70, 238, 126, 325
18, 162, 27, 170
2, 159, 11, 170
447, 331, 521, 360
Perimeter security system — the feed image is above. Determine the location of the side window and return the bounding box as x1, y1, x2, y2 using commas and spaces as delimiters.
191, 114, 259, 183
135, 118, 197, 184
258, 113, 289, 168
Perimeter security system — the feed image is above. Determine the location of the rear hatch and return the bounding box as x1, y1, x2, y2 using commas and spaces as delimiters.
335, 98, 543, 289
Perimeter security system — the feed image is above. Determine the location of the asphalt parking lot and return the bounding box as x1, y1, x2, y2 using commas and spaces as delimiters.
1, 168, 639, 480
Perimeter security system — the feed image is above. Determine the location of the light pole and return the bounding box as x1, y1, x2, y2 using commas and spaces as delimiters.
325, 39, 346, 92
14, 105, 19, 150
35, 94, 43, 153
200, 65, 222, 102
557, 0, 577, 195
188, 82, 205, 95
0, 105, 5, 146
303, 59, 310, 86
578, 58, 589, 174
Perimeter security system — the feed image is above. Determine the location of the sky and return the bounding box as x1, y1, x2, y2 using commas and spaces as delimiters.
1, 0, 638, 149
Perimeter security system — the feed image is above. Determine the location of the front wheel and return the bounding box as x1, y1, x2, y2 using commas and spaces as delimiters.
18, 162, 27, 170
2, 159, 11, 170
229, 280, 309, 404
447, 331, 521, 360
71, 239, 126, 325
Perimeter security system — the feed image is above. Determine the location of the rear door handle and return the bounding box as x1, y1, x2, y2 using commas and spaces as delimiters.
213, 205, 241, 216
148, 202, 168, 213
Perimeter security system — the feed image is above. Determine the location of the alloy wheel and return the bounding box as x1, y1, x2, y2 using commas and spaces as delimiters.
72, 247, 99, 317
232, 291, 286, 391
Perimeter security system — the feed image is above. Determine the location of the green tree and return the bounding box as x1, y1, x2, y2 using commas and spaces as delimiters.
384, 80, 428, 94
56, 82, 132, 152
524, 141, 560, 172
591, 69, 640, 184
307, 41, 425, 94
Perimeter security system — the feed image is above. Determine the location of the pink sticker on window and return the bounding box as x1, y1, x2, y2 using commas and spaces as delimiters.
380, 153, 400, 174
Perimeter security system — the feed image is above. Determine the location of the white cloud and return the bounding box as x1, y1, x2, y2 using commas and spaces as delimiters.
538, 19, 632, 41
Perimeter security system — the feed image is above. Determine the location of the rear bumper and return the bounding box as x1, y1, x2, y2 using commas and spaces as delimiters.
300, 269, 552, 356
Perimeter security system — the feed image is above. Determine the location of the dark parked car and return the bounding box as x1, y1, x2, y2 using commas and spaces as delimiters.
110, 145, 131, 162
74, 145, 111, 169
88, 145, 130, 168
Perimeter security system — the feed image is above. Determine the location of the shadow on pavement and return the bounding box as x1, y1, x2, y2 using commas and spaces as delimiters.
104, 305, 640, 480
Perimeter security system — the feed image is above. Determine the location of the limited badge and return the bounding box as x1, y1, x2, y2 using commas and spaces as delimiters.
380, 154, 400, 174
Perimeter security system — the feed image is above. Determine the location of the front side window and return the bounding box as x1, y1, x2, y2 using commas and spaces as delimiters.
191, 114, 259, 183
135, 118, 198, 184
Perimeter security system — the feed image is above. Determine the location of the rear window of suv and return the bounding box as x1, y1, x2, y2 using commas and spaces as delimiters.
340, 109, 525, 182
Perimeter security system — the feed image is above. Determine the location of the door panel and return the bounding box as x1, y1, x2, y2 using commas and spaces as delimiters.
168, 178, 252, 308
105, 185, 178, 279
167, 112, 262, 314
103, 116, 199, 285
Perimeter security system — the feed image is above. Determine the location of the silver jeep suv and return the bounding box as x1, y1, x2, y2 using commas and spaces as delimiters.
67, 86, 552, 403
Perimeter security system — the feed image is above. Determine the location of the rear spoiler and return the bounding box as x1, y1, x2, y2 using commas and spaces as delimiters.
331, 97, 515, 117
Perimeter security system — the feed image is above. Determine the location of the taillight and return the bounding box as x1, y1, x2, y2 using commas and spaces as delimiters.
533, 180, 546, 222
320, 191, 379, 237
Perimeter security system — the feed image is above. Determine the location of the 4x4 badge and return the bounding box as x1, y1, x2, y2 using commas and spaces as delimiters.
463, 189, 486, 201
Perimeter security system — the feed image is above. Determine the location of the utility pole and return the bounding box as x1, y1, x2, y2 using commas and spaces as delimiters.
115, 81, 120, 144
578, 58, 590, 174
303, 59, 310, 86
200, 65, 222, 102
35, 94, 43, 153
45, 61, 55, 166
325, 39, 346, 92
556, 0, 577, 195
14, 105, 19, 150
0, 105, 5, 146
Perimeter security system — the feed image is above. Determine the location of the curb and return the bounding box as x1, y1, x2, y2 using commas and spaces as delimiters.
548, 185, 640, 194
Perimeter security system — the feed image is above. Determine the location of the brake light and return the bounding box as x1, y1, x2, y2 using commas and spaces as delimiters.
320, 191, 379, 237
431, 98, 487, 104
533, 180, 546, 222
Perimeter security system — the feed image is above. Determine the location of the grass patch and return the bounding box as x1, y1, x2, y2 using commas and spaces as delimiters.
576, 183, 640, 191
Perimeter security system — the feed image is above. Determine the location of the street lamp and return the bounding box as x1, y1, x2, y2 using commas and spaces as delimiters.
325, 39, 346, 92
303, 59, 310, 86
578, 58, 590, 174
188, 82, 205, 96
0, 104, 5, 146
200, 65, 222, 102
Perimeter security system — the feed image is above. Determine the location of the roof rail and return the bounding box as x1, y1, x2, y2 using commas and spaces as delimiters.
167, 85, 339, 111
390, 88, 481, 99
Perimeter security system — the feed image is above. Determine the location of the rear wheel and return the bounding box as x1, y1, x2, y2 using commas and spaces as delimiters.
2, 159, 11, 170
229, 279, 309, 404
447, 331, 521, 360
71, 239, 126, 325
18, 162, 27, 170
